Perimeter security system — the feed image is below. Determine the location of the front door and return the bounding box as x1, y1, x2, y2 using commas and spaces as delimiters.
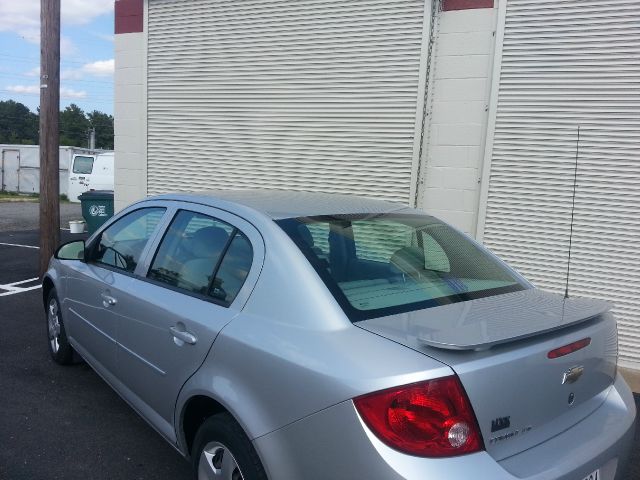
65, 206, 167, 377
114, 205, 261, 429
68, 155, 95, 201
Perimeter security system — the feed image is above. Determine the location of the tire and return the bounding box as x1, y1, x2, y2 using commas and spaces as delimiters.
192, 413, 267, 480
45, 289, 74, 365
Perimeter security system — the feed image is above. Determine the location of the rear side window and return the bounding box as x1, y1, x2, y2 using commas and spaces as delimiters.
93, 208, 166, 273
148, 210, 253, 305
73, 156, 94, 174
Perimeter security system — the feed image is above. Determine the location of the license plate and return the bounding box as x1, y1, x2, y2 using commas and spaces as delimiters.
582, 469, 599, 480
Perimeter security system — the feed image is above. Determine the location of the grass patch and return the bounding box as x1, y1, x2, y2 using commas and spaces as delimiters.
0, 191, 71, 202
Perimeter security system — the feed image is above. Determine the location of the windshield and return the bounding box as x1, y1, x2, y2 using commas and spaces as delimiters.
277, 214, 527, 322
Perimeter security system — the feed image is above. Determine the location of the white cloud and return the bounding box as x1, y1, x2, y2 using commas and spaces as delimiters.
61, 0, 114, 25
60, 36, 77, 56
0, 3, 39, 42
95, 33, 114, 43
81, 59, 114, 77
60, 87, 87, 99
25, 66, 40, 77
0, 0, 112, 50
7, 84, 87, 99
7, 85, 40, 95
61, 59, 114, 80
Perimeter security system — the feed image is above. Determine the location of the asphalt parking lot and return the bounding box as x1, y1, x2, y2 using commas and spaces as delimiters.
0, 203, 193, 479
0, 203, 638, 479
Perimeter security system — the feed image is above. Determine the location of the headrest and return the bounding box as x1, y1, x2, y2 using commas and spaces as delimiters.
390, 246, 425, 273
190, 226, 230, 258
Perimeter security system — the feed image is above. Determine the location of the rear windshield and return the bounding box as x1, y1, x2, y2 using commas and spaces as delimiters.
277, 214, 527, 322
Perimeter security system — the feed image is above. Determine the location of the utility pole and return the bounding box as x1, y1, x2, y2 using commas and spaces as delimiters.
39, 0, 61, 277
89, 127, 96, 149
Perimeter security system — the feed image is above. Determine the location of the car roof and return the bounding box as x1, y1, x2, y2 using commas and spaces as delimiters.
149, 189, 418, 220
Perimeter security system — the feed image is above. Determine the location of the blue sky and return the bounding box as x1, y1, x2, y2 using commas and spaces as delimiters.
0, 1, 114, 115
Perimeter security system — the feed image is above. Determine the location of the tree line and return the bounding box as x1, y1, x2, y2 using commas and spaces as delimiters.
0, 100, 114, 149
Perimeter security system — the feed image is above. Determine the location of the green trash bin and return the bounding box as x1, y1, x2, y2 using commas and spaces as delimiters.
79, 190, 114, 235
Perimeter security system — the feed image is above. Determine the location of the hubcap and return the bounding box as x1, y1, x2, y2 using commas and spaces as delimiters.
47, 298, 61, 354
198, 441, 244, 480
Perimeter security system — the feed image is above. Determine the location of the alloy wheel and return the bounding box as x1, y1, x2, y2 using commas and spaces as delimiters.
47, 298, 61, 354
198, 441, 244, 480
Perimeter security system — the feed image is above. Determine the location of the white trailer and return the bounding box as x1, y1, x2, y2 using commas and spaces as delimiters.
0, 145, 101, 197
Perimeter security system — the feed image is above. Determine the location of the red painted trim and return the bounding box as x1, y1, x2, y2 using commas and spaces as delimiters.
115, 0, 143, 34
115, 0, 142, 17
442, 0, 494, 11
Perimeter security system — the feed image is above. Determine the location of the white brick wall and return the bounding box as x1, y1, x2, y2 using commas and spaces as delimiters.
114, 32, 146, 212
419, 7, 497, 235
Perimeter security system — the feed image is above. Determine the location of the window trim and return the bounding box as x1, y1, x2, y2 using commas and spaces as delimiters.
205, 226, 237, 299
142, 273, 234, 308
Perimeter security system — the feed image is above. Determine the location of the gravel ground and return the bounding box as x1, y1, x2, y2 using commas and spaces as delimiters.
0, 201, 82, 232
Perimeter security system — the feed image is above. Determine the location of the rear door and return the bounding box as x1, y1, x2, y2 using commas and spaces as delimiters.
89, 153, 114, 191
114, 203, 264, 430
68, 154, 95, 201
1, 149, 19, 192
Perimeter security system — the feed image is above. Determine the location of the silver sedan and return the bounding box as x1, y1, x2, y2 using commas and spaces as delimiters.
44, 190, 636, 480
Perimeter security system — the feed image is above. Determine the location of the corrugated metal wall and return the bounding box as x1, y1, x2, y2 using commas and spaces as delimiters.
482, 0, 640, 366
146, 0, 428, 204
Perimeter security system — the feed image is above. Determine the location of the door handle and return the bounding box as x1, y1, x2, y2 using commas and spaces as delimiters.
170, 326, 197, 345
101, 293, 117, 308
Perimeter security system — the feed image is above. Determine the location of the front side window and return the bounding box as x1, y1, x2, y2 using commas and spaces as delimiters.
93, 208, 166, 273
277, 214, 526, 322
148, 210, 253, 305
73, 156, 94, 174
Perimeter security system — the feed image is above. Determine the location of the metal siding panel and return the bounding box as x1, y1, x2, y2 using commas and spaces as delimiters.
146, 0, 425, 204
483, 0, 640, 366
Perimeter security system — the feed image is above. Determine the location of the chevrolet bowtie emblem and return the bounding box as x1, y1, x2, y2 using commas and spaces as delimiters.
562, 366, 584, 385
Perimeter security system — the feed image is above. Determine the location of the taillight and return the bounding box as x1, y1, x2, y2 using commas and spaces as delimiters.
353, 376, 483, 458
547, 337, 591, 359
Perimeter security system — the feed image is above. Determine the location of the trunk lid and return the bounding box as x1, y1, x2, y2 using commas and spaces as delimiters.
357, 288, 618, 460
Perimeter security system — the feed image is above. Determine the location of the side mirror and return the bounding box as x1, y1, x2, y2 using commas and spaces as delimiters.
55, 240, 86, 261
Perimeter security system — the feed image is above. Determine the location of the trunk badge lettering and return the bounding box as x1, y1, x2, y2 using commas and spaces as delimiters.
489, 425, 532, 444
562, 366, 584, 385
491, 416, 511, 433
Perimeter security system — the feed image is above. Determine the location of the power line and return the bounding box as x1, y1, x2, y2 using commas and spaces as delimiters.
0, 72, 113, 85
0, 53, 109, 67
0, 90, 114, 103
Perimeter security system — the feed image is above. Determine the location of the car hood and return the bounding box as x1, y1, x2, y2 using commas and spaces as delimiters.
357, 288, 610, 352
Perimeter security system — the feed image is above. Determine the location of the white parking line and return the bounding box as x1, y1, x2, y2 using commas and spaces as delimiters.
0, 242, 39, 249
0, 277, 42, 297
6, 277, 40, 287
0, 285, 42, 296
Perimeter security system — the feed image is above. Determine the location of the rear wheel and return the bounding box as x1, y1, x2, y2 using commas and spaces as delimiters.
46, 290, 74, 365
192, 413, 267, 480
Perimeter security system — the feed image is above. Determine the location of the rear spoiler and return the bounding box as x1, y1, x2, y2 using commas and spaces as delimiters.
416, 294, 611, 351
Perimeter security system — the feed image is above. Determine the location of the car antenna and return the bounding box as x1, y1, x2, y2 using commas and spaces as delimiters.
564, 125, 580, 299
